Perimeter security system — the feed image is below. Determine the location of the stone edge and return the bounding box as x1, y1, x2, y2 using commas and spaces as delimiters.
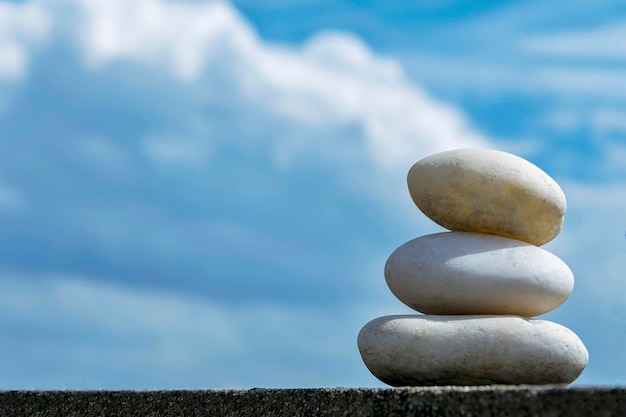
0, 386, 624, 417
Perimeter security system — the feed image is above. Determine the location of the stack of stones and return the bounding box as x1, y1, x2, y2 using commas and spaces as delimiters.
357, 149, 588, 386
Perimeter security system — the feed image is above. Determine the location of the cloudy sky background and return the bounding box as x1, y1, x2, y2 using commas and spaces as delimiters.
0, 0, 624, 389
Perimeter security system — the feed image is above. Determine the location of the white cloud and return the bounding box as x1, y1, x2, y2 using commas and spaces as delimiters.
70, 0, 489, 174
0, 1, 50, 81
522, 23, 626, 60
248, 34, 489, 171
0, 272, 389, 388
76, 0, 258, 81
303, 31, 404, 83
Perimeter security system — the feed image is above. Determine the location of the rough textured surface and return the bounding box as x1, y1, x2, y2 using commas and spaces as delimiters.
407, 148, 566, 246
0, 387, 624, 416
358, 315, 588, 386
384, 231, 574, 316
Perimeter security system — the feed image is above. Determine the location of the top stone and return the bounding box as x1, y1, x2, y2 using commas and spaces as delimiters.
407, 149, 566, 245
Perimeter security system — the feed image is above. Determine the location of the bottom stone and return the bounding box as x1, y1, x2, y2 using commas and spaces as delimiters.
357, 315, 588, 386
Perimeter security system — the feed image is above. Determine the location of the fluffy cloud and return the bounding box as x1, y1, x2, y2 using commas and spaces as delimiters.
0, 271, 399, 389
1, 0, 471, 308
69, 0, 488, 173
76, 0, 256, 81
0, 0, 492, 389
0, 1, 50, 80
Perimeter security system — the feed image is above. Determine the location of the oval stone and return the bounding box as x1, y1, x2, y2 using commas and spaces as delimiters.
407, 149, 566, 245
385, 232, 574, 317
357, 315, 588, 386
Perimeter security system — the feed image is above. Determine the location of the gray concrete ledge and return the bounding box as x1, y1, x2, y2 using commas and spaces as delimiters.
0, 387, 625, 417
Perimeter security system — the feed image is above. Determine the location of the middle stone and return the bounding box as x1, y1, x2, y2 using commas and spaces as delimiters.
385, 231, 573, 317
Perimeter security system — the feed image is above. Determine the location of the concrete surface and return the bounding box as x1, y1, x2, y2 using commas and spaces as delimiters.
0, 386, 624, 416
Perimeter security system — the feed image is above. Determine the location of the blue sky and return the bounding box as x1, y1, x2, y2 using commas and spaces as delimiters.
0, 0, 624, 389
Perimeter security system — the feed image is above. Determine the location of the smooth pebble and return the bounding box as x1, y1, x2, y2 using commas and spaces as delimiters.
357, 315, 588, 386
385, 231, 574, 317
407, 149, 566, 245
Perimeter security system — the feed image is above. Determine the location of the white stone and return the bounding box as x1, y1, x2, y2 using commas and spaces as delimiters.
385, 231, 573, 317
407, 149, 566, 245
357, 315, 588, 386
